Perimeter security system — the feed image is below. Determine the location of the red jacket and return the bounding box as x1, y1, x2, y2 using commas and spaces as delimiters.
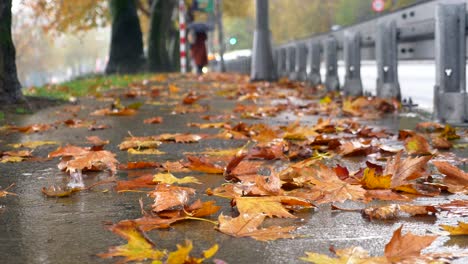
190, 32, 208, 67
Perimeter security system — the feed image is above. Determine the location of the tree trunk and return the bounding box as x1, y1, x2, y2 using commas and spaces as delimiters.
106, 0, 144, 74
0, 0, 23, 104
147, 0, 177, 72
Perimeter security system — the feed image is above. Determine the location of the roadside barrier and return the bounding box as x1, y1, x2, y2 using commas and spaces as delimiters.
223, 0, 468, 124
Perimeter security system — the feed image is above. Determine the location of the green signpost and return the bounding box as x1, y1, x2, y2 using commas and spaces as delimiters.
197, 0, 214, 13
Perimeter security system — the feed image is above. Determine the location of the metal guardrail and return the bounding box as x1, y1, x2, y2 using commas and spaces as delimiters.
223, 0, 468, 124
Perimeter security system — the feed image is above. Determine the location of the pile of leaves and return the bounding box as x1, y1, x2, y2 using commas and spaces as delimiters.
1, 72, 467, 263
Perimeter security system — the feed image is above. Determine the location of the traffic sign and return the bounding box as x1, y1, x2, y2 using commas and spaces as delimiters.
372, 0, 385, 13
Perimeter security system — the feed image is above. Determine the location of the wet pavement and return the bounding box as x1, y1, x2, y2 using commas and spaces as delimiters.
0, 73, 467, 264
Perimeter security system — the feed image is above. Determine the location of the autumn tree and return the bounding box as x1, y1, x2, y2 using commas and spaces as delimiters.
106, 0, 145, 74
0, 0, 23, 104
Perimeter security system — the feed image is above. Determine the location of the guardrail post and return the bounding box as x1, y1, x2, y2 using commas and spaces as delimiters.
251, 0, 277, 81
294, 43, 307, 81
343, 31, 363, 96
286, 46, 296, 80
306, 41, 321, 86
324, 36, 339, 92
434, 2, 467, 123
376, 20, 401, 100
277, 48, 286, 78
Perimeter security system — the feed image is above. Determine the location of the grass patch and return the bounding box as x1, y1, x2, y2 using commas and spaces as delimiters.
23, 73, 154, 100
0, 111, 4, 121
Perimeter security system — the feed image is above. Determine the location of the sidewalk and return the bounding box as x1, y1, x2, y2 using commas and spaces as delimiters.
0, 72, 467, 264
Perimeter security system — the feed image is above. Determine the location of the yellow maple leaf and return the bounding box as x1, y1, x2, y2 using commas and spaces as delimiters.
235, 196, 313, 219
9, 140, 59, 149
361, 168, 391, 189
98, 221, 165, 263
127, 148, 165, 155
166, 240, 219, 264
440, 222, 468, 236
301, 247, 387, 264
153, 172, 201, 185
1, 156, 25, 163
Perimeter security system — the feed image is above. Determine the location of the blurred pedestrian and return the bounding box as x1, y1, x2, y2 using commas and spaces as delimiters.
189, 30, 208, 74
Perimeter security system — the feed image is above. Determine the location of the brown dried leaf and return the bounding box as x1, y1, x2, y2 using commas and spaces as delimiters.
86, 136, 109, 146
118, 161, 161, 170
338, 141, 373, 157
362, 204, 436, 220
185, 155, 224, 174
149, 184, 196, 212
437, 200, 468, 216
143, 117, 163, 124
65, 150, 118, 174
116, 175, 156, 191
383, 152, 431, 188
384, 226, 437, 261
433, 161, 468, 188
91, 108, 136, 116
48, 145, 89, 158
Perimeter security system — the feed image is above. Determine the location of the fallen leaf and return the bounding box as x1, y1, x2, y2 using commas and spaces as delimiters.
65, 150, 118, 174
41, 186, 81, 197
234, 196, 311, 218
433, 161, 468, 192
308, 164, 367, 203
439, 125, 460, 140
166, 240, 218, 264
127, 148, 165, 155
0, 184, 16, 198
188, 122, 229, 129
118, 137, 162, 150
302, 224, 463, 263
360, 168, 391, 189
404, 134, 432, 155
362, 204, 436, 220
432, 137, 452, 150
116, 175, 156, 191
91, 108, 136, 116
130, 200, 220, 231
144, 117, 163, 124
86, 136, 109, 146
153, 172, 201, 185
338, 141, 373, 157
301, 246, 386, 263
416, 122, 444, 133
216, 214, 296, 241
364, 190, 412, 202
1, 150, 33, 163
440, 222, 468, 236
437, 200, 468, 216
118, 161, 161, 170
149, 184, 196, 212
97, 221, 165, 263
185, 155, 224, 174
154, 133, 203, 143
383, 152, 431, 188
384, 225, 437, 261
9, 141, 58, 149
8, 123, 53, 133
48, 145, 89, 158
